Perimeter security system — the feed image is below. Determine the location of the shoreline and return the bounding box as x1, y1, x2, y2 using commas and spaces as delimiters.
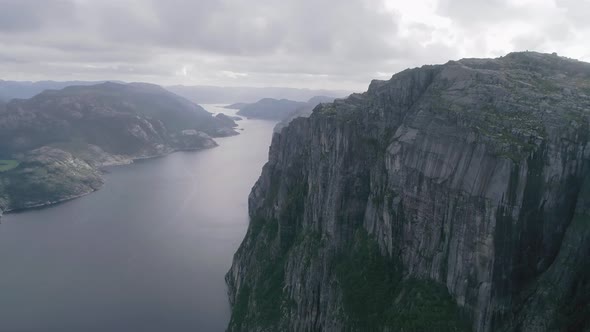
3, 189, 100, 215
0, 143, 223, 219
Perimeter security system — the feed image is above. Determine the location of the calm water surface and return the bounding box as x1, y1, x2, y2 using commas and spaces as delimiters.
0, 105, 276, 332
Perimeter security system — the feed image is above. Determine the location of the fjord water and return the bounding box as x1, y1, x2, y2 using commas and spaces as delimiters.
0, 105, 275, 332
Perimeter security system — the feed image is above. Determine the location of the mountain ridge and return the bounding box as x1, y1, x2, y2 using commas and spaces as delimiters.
0, 79, 351, 104
0, 82, 236, 218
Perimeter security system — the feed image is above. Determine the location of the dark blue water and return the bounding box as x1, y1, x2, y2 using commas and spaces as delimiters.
0, 105, 275, 332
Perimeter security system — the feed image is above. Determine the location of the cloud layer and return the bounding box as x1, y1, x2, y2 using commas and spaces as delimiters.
0, 0, 588, 91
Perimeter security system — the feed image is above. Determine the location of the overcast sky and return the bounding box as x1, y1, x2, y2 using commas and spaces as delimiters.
0, 0, 588, 91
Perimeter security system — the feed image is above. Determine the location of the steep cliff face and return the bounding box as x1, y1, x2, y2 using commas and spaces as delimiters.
227, 52, 590, 332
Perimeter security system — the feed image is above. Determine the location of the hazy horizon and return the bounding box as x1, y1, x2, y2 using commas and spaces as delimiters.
0, 78, 352, 92
1, 0, 589, 91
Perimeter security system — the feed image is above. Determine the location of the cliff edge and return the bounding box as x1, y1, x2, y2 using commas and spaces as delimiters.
227, 52, 590, 332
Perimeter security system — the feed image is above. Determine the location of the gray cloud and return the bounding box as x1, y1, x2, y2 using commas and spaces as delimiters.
0, 0, 44, 32
555, 0, 590, 27
0, 0, 77, 32
0, 0, 588, 90
436, 0, 520, 27
93, 0, 399, 60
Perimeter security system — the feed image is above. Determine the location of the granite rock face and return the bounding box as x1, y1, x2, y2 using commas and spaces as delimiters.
227, 52, 590, 332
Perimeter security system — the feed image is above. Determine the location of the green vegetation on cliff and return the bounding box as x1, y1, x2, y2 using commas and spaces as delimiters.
228, 215, 287, 330
0, 160, 19, 172
0, 147, 103, 212
336, 231, 468, 331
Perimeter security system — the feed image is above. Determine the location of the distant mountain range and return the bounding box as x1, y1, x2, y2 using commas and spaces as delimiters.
0, 82, 236, 155
167, 85, 349, 104
0, 80, 115, 101
0, 80, 350, 104
228, 95, 338, 126
236, 98, 307, 120
273, 96, 338, 132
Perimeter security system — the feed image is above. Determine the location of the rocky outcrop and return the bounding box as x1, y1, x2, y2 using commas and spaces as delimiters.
216, 113, 240, 128
226, 52, 590, 332
172, 130, 217, 150
0, 147, 103, 216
